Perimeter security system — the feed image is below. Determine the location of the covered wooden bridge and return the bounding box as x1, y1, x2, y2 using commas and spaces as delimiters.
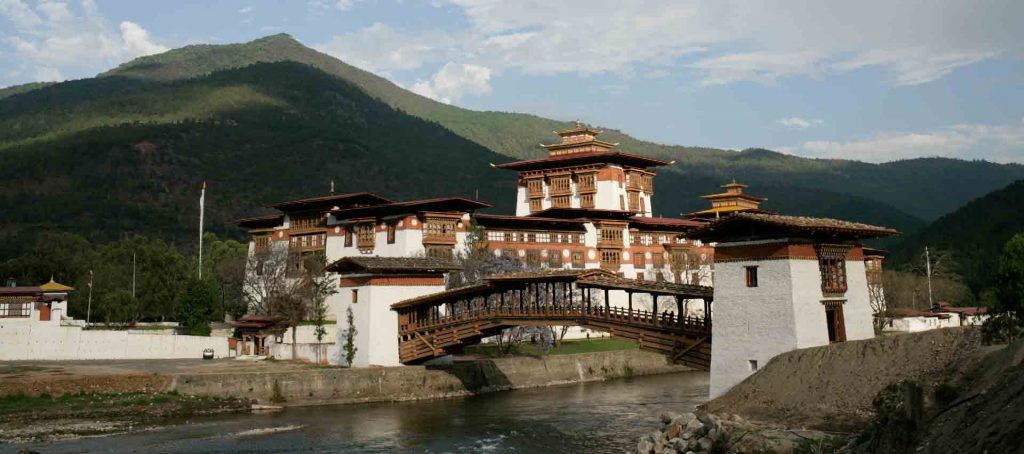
391, 269, 714, 369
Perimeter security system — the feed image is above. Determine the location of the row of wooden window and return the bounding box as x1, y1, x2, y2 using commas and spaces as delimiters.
485, 230, 585, 244
290, 215, 325, 230
501, 250, 585, 268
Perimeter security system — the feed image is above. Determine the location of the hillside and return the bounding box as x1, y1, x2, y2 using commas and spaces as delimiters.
1, 34, 1022, 256
889, 178, 1024, 292
0, 62, 516, 257
88, 34, 1024, 222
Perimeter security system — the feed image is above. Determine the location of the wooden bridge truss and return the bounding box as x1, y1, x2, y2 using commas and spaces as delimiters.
391, 269, 714, 369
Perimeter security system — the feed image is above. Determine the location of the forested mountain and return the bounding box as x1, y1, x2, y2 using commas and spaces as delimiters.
889, 178, 1024, 294
0, 62, 516, 257
1, 34, 1021, 259
91, 34, 1023, 221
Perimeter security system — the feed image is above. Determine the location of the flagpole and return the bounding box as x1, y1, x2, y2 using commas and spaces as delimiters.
199, 181, 206, 279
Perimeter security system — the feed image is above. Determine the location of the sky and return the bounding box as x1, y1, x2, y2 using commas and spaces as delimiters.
1, 0, 1023, 164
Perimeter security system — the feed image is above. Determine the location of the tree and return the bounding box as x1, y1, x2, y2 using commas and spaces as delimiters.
305, 254, 337, 365
342, 306, 357, 367
94, 289, 139, 327
995, 234, 1024, 319
200, 233, 248, 320
178, 277, 220, 336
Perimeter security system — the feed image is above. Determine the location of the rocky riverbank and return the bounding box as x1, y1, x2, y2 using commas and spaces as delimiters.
637, 410, 844, 454
636, 328, 1024, 454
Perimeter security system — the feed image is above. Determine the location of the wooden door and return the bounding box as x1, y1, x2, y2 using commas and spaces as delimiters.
825, 304, 847, 343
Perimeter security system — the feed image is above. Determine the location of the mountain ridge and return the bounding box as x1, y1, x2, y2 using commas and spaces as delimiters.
0, 34, 1021, 259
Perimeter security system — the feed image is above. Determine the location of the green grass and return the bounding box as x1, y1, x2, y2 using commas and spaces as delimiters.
0, 391, 223, 416
464, 338, 638, 358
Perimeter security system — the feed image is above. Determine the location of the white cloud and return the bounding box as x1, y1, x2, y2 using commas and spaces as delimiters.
410, 62, 491, 104
0, 0, 42, 28
238, 6, 253, 14
120, 21, 168, 57
0, 1, 167, 84
796, 122, 1024, 163
317, 22, 457, 73
778, 117, 824, 130
308, 0, 356, 11
318, 0, 1022, 87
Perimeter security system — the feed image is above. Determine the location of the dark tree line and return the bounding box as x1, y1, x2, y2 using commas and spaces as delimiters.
0, 231, 247, 329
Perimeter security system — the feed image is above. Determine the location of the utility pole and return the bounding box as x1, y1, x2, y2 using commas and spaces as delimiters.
198, 181, 206, 280
86, 270, 94, 325
132, 251, 137, 299
925, 246, 934, 309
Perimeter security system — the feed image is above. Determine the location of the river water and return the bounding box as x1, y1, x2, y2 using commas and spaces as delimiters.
22, 372, 708, 454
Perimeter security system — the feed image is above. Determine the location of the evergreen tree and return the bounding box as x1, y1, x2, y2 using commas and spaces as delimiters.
343, 306, 357, 367
178, 277, 220, 336
995, 234, 1024, 319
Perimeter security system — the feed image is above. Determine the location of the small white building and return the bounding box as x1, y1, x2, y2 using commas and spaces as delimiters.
880, 302, 989, 334
690, 213, 898, 398
325, 256, 459, 367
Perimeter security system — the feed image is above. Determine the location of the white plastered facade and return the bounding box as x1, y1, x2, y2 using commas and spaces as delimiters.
709, 242, 875, 398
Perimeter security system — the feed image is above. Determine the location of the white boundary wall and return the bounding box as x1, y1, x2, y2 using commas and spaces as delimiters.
0, 323, 228, 361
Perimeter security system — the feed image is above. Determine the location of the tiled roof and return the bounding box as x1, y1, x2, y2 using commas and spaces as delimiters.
629, 216, 706, 231
325, 256, 462, 274
330, 197, 491, 220
391, 269, 712, 310
390, 283, 493, 309
486, 269, 613, 282
268, 192, 393, 211
576, 273, 714, 298
237, 214, 284, 229
493, 151, 669, 171
690, 212, 899, 240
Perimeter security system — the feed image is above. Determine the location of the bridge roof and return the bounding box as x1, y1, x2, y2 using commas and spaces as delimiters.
391, 268, 711, 310
391, 283, 493, 309
576, 274, 713, 299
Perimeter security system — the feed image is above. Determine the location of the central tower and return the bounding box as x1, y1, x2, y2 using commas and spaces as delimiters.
494, 122, 667, 217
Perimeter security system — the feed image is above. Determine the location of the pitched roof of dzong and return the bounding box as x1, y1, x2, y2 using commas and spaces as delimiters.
325, 256, 462, 275
492, 151, 670, 171
688, 212, 899, 242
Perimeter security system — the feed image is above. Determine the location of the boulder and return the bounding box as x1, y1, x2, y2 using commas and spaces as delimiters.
660, 412, 674, 424
653, 430, 667, 451
665, 421, 684, 439
697, 436, 713, 452
685, 418, 705, 435
637, 437, 654, 453
668, 437, 687, 451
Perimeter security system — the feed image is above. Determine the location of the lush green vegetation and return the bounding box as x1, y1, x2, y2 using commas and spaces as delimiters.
465, 338, 638, 358
0, 232, 245, 325
889, 179, 1024, 294
0, 391, 225, 416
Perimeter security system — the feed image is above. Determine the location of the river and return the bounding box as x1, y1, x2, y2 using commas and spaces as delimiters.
20, 371, 708, 453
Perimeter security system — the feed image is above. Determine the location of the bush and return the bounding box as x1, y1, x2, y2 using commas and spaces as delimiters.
981, 313, 1023, 345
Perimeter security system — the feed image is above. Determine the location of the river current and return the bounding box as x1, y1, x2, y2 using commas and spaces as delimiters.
21, 372, 709, 453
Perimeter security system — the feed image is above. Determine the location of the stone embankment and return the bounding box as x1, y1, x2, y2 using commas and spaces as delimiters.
171, 349, 688, 405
